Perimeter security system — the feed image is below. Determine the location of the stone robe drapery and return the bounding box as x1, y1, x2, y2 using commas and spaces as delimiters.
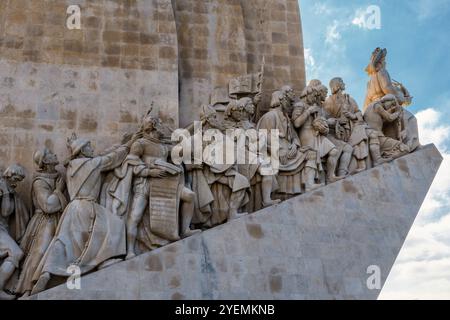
14, 172, 67, 294
0, 179, 29, 268
257, 108, 311, 195
188, 130, 250, 227
324, 94, 369, 161
32, 146, 128, 279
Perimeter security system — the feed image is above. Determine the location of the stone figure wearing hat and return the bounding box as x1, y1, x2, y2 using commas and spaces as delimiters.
257, 90, 321, 196
293, 81, 350, 183
0, 164, 28, 300
31, 133, 135, 294
186, 105, 251, 228
11, 148, 68, 298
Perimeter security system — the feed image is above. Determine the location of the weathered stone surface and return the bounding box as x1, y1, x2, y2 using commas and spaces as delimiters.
0, 0, 305, 197
28, 145, 442, 300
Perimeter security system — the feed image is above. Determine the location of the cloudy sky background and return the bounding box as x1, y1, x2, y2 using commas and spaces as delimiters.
299, 0, 450, 299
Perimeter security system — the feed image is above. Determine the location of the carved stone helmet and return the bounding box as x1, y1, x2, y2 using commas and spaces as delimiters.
270, 91, 284, 108
200, 104, 217, 121
67, 133, 90, 158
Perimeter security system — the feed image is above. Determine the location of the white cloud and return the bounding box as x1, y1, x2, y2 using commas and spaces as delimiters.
380, 108, 450, 299
352, 8, 367, 29
325, 20, 342, 45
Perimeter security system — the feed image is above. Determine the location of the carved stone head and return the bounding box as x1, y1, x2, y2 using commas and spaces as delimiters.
330, 77, 345, 95
366, 47, 387, 75
3, 164, 26, 189
67, 133, 92, 159
33, 148, 59, 171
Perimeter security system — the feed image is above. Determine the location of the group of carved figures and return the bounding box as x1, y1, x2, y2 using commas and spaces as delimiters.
0, 48, 421, 299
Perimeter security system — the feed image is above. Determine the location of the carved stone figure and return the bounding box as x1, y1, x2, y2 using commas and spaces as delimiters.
225, 98, 280, 211
364, 94, 410, 165
0, 165, 28, 300
257, 91, 320, 195
187, 105, 251, 228
13, 149, 68, 297
31, 134, 133, 294
103, 112, 200, 260
293, 81, 350, 182
364, 48, 412, 110
324, 78, 369, 173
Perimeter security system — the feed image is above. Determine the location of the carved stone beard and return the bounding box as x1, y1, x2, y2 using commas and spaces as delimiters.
205, 117, 226, 132
142, 129, 163, 142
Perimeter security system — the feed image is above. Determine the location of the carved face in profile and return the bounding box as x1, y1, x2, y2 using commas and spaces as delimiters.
206, 112, 226, 131
43, 149, 59, 166
81, 142, 95, 158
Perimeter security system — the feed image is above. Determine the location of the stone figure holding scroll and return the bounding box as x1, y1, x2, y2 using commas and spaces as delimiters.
103, 112, 200, 260
14, 149, 68, 297
0, 165, 28, 300
31, 134, 133, 294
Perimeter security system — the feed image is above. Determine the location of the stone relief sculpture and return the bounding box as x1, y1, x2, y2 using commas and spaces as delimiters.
293, 80, 350, 183
102, 111, 200, 260
187, 105, 251, 228
13, 149, 68, 298
324, 78, 370, 173
0, 47, 423, 299
30, 134, 134, 294
257, 91, 321, 196
364, 47, 420, 153
0, 165, 28, 300
363, 94, 411, 163
224, 98, 280, 211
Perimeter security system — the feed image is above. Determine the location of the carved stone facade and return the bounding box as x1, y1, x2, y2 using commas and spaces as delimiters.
0, 1, 440, 301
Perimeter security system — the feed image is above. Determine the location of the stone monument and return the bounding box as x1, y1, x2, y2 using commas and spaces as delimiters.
0, 1, 443, 301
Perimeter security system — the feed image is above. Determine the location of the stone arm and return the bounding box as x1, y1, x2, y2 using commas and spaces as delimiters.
375, 104, 400, 123
1, 193, 14, 218
378, 69, 405, 105
292, 106, 310, 129
33, 180, 66, 214
99, 145, 130, 172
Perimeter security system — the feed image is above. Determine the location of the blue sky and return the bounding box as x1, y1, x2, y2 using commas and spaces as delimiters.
299, 0, 450, 299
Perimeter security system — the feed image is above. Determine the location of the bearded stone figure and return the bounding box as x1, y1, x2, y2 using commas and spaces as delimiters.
101, 111, 200, 260
257, 91, 320, 196
224, 98, 280, 212
13, 149, 68, 298
293, 80, 351, 183
187, 105, 251, 228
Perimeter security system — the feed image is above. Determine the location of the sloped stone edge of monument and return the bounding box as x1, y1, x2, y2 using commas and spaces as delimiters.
29, 144, 442, 300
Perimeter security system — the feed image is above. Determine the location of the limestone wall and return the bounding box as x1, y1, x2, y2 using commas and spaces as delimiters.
0, 0, 179, 197
0, 0, 305, 199
173, 0, 306, 125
